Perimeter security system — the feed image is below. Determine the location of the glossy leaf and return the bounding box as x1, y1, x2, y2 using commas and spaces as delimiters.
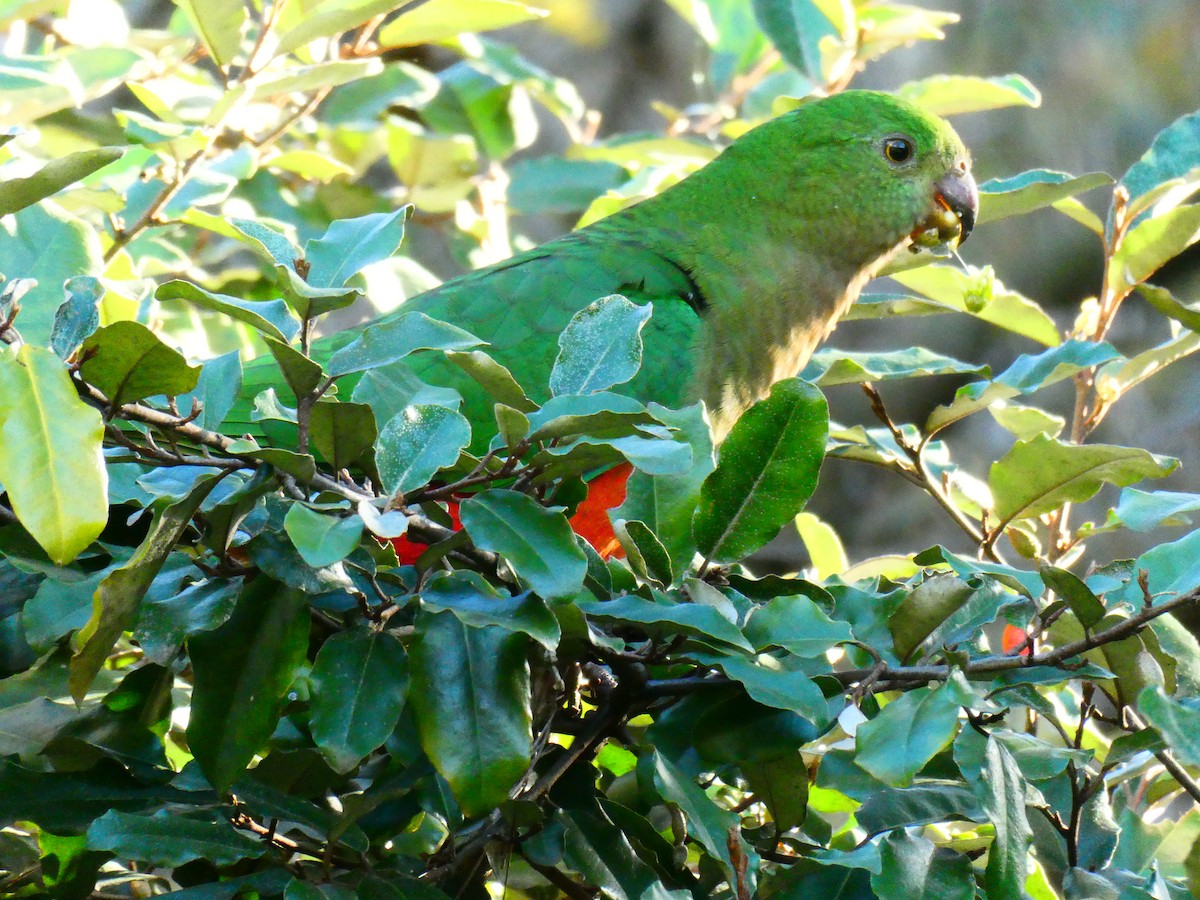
79, 321, 200, 407
86, 810, 264, 867
283, 505, 363, 568
70, 473, 220, 700
898, 73, 1039, 116
157, 279, 301, 343
694, 378, 827, 564
743, 593, 853, 657
378, 0, 548, 47
175, 0, 246, 67
459, 489, 587, 600
613, 403, 714, 576
326, 312, 483, 378
0, 146, 123, 216
978, 738, 1033, 899
187, 579, 310, 792
0, 345, 107, 564
871, 830, 973, 900
990, 435, 1177, 527
802, 346, 983, 386
309, 400, 377, 472
890, 264, 1060, 346
304, 208, 411, 289
1113, 201, 1200, 294
421, 570, 560, 649
48, 275, 102, 359
376, 404, 472, 497
309, 627, 409, 773
977, 169, 1111, 225
856, 678, 974, 786
408, 610, 531, 817
549, 294, 651, 396
578, 593, 754, 652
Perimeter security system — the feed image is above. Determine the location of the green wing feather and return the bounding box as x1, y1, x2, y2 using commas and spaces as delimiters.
231, 230, 703, 449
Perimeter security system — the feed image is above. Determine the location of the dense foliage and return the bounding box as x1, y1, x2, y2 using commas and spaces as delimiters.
2, 1, 1200, 897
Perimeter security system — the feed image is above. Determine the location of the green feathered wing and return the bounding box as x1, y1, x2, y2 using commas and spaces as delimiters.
231, 230, 704, 450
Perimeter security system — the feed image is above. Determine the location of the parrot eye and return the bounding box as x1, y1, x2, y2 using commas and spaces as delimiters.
883, 137, 915, 165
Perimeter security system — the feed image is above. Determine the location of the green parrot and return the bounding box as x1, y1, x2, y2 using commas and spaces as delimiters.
236, 89, 974, 442
231, 90, 975, 552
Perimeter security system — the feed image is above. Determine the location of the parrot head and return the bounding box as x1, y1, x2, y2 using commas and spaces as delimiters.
745, 90, 979, 263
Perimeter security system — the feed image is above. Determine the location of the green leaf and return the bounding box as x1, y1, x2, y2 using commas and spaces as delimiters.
694, 378, 827, 564
283, 504, 363, 568
977, 169, 1112, 225
0, 203, 103, 345
459, 489, 587, 600
549, 294, 652, 396
275, 265, 361, 320
897, 73, 1041, 116
135, 578, 239, 665
0, 345, 106, 564
1039, 564, 1104, 629
928, 340, 1119, 434
264, 336, 324, 400
229, 217, 303, 270
1108, 203, 1200, 296
326, 312, 483, 378
1138, 685, 1200, 767
977, 738, 1033, 899
304, 208, 411, 289
578, 593, 754, 652
187, 578, 310, 792
274, 0, 407, 55
1110, 488, 1200, 532
446, 349, 537, 412
1095, 330, 1200, 399
613, 403, 715, 577
378, 0, 548, 47
614, 519, 673, 586
250, 59, 384, 99
697, 650, 830, 725
794, 511, 848, 580
990, 435, 1177, 528
889, 574, 975, 662
86, 809, 264, 867
646, 750, 746, 880
856, 782, 984, 835
177, 349, 243, 432
743, 593, 853, 657
376, 404, 472, 497
751, 0, 841, 78
70, 472, 221, 701
856, 679, 973, 786
871, 830, 973, 900
309, 400, 377, 472
79, 320, 200, 407
1118, 109, 1200, 221
802, 347, 984, 386
422, 570, 560, 650
1137, 281, 1200, 332
157, 279, 301, 343
408, 610, 531, 817
0, 146, 123, 216
309, 627, 409, 773
352, 361, 463, 430
890, 264, 1060, 346
174, 0, 246, 67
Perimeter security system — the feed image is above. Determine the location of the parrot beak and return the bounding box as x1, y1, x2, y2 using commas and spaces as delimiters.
911, 163, 978, 251
933, 164, 978, 244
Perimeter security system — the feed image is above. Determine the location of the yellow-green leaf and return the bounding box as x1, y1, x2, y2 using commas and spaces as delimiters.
0, 345, 107, 564
379, 0, 547, 47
